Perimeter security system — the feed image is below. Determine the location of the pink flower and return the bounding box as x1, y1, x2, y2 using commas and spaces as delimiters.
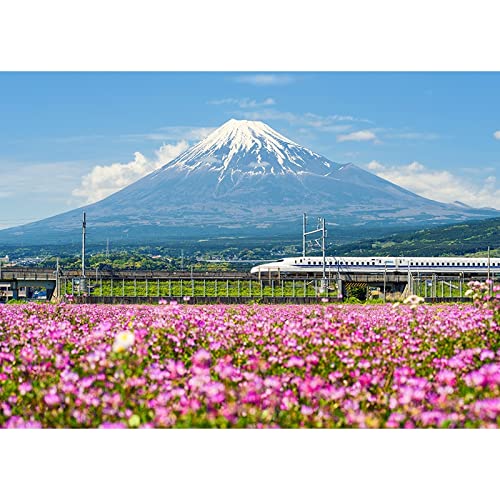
480, 350, 495, 361
301, 405, 314, 416
99, 422, 128, 429
285, 356, 305, 368
192, 349, 211, 369
436, 369, 456, 386
44, 392, 61, 407
386, 412, 405, 428
19, 382, 33, 395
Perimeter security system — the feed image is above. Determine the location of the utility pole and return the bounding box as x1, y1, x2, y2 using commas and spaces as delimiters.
322, 217, 326, 287
81, 212, 86, 293
56, 257, 60, 299
106, 238, 109, 258
383, 262, 387, 302
302, 213, 307, 257
487, 245, 491, 282
303, 215, 327, 292
487, 245, 492, 294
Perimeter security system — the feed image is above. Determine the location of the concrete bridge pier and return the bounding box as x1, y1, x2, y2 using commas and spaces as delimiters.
337, 278, 345, 299
2, 279, 56, 301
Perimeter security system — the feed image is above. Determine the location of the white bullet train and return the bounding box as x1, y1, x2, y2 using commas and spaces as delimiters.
250, 255, 500, 276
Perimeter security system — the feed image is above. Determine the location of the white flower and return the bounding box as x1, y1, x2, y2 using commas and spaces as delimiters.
112, 331, 135, 353
403, 294, 424, 305
403, 294, 424, 309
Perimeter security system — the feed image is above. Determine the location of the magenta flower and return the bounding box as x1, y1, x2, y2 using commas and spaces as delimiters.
192, 349, 211, 369
44, 392, 61, 407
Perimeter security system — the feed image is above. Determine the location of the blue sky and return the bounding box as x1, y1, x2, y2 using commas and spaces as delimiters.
0, 72, 499, 228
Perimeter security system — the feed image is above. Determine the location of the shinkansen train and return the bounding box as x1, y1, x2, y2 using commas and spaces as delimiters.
250, 256, 500, 277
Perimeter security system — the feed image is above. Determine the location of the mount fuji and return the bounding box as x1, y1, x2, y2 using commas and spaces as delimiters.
1, 119, 497, 245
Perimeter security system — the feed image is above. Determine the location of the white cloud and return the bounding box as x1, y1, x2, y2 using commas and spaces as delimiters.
494, 130, 500, 140
234, 74, 295, 86
208, 97, 276, 108
366, 160, 500, 209
337, 130, 377, 143
72, 141, 188, 203
123, 126, 214, 142
234, 109, 370, 134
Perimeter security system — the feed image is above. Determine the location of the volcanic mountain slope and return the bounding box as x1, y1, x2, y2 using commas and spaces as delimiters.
0, 119, 497, 244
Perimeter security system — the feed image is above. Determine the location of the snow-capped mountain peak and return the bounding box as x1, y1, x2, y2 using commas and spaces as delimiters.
159, 118, 337, 177
200, 118, 301, 151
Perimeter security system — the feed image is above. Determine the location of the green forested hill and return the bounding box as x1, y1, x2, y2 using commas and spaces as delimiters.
332, 217, 500, 257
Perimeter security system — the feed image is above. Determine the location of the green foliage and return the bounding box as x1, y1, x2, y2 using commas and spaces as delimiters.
345, 297, 362, 304
347, 285, 367, 301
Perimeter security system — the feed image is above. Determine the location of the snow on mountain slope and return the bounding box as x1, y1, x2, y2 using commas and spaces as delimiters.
116, 118, 430, 207
143, 118, 343, 197
159, 118, 335, 176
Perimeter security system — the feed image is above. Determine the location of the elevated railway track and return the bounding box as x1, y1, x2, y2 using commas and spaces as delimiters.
0, 265, 496, 303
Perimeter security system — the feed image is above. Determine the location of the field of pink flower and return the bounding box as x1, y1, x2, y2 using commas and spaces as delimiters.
1, 290, 499, 428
